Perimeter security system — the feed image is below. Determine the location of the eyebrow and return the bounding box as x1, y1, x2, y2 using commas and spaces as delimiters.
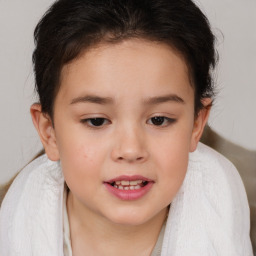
70, 93, 185, 105
70, 95, 114, 105
143, 94, 185, 105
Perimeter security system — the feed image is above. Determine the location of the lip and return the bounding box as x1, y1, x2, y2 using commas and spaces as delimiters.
104, 175, 154, 201
105, 175, 153, 183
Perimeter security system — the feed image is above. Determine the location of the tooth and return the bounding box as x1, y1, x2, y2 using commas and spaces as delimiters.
135, 185, 141, 190
116, 181, 121, 185
137, 180, 142, 184
121, 181, 129, 186
129, 180, 138, 185
114, 185, 118, 188
124, 186, 129, 190
130, 186, 135, 190
118, 186, 124, 190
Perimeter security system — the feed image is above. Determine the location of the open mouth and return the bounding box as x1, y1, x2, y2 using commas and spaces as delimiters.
108, 180, 149, 190
104, 176, 154, 200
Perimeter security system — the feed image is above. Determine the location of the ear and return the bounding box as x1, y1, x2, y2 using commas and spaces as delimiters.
189, 98, 212, 152
30, 103, 60, 161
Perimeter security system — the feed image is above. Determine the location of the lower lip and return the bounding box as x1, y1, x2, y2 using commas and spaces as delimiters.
104, 182, 153, 201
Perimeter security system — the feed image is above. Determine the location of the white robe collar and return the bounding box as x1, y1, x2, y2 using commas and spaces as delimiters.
0, 143, 253, 255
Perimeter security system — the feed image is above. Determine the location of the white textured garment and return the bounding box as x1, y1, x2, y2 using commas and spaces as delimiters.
63, 185, 165, 256
0, 143, 253, 255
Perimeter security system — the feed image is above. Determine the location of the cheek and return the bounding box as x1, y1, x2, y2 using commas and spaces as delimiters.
153, 124, 192, 168
152, 130, 191, 196
58, 137, 104, 188
157, 144, 189, 183
157, 150, 188, 205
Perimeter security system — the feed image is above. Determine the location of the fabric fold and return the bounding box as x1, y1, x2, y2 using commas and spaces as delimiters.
0, 155, 65, 256
0, 143, 253, 255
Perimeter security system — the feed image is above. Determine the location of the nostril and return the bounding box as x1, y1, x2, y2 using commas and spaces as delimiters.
111, 141, 148, 163
117, 155, 145, 162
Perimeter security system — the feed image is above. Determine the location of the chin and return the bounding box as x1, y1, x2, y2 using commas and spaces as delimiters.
105, 209, 153, 226
105, 205, 167, 227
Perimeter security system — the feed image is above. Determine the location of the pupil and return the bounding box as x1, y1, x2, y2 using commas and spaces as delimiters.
152, 117, 164, 125
91, 118, 105, 126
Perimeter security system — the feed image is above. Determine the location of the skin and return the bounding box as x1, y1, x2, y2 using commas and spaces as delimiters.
31, 39, 210, 256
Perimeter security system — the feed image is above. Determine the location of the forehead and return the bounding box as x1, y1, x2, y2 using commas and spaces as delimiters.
58, 39, 193, 103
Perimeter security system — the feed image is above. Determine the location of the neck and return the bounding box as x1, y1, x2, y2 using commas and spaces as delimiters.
67, 192, 168, 256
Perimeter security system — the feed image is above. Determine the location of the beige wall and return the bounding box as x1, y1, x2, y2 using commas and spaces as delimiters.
195, 0, 256, 151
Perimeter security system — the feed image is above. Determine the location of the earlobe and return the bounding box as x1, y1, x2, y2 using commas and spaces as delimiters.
189, 98, 212, 152
30, 104, 60, 161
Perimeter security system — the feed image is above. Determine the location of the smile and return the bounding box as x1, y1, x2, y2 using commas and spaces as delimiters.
110, 180, 148, 190
104, 175, 154, 200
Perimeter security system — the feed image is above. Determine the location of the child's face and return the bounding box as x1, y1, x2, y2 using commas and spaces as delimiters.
34, 39, 208, 225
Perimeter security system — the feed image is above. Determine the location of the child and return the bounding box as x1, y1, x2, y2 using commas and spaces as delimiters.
0, 0, 253, 255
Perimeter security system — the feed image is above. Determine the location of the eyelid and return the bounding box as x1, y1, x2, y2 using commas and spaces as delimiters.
79, 114, 177, 129
147, 115, 177, 127
80, 117, 111, 128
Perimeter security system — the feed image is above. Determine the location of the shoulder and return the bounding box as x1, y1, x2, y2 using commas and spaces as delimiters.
164, 143, 253, 255
191, 142, 247, 190
190, 142, 250, 209
0, 149, 45, 208
0, 150, 47, 208
0, 185, 6, 207
195, 141, 255, 253
0, 152, 59, 209
0, 175, 18, 208
189, 143, 252, 251
190, 142, 251, 230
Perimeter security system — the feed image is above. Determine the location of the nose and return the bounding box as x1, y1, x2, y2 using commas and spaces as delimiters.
111, 125, 149, 163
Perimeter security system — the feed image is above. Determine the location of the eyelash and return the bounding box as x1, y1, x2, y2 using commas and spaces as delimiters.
80, 116, 176, 128
80, 118, 110, 128
148, 116, 176, 126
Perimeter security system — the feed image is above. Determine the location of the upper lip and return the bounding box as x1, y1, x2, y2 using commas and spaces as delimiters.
104, 175, 153, 183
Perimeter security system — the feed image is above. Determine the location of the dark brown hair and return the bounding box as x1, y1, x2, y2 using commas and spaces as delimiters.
33, 0, 217, 119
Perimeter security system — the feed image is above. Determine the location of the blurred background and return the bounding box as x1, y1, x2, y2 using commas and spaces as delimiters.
0, 0, 256, 184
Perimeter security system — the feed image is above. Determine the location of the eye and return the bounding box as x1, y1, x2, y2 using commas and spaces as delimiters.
148, 116, 176, 126
81, 118, 110, 127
